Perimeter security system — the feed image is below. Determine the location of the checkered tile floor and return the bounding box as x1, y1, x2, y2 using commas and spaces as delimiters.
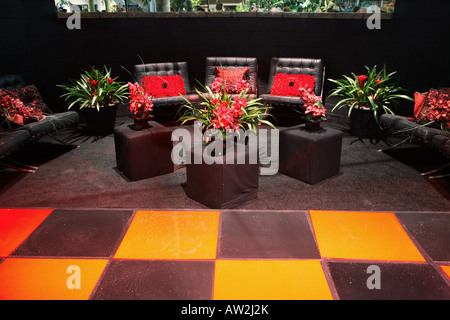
0, 208, 449, 300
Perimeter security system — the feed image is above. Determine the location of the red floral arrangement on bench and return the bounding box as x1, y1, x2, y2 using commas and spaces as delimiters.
413, 88, 450, 132
0, 85, 47, 128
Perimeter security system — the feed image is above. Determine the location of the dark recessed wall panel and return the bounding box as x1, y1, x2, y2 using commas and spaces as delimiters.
1, 0, 449, 114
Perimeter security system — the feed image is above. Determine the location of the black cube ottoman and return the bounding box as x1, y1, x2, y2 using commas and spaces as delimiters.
279, 124, 343, 184
114, 121, 174, 181
186, 142, 259, 209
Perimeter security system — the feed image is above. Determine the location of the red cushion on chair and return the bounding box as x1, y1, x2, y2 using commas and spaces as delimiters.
216, 67, 249, 93
142, 75, 186, 98
270, 73, 316, 96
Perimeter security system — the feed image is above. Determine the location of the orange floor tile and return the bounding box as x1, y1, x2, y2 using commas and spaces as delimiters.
213, 260, 333, 300
0, 258, 108, 300
441, 265, 450, 280
0, 209, 53, 257
310, 210, 426, 262
114, 210, 220, 260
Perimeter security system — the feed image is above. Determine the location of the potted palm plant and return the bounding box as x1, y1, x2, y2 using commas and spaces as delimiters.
58, 66, 128, 135
328, 65, 413, 139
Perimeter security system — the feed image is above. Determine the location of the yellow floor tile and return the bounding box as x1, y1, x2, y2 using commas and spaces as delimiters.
0, 258, 108, 300
0, 209, 53, 257
310, 211, 425, 262
214, 260, 333, 300
114, 210, 220, 260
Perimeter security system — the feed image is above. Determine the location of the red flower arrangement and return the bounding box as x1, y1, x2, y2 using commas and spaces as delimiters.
178, 82, 274, 139
298, 86, 326, 121
211, 77, 224, 94
234, 79, 252, 94
0, 89, 45, 128
127, 82, 153, 119
415, 89, 450, 132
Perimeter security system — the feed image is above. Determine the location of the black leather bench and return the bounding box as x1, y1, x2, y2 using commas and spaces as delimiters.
380, 114, 450, 158
0, 74, 79, 170
379, 113, 450, 177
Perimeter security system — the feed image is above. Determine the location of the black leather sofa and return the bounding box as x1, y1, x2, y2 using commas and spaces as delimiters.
380, 113, 450, 178
380, 113, 450, 159
0, 75, 79, 169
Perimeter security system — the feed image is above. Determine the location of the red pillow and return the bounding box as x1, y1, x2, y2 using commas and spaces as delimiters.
270, 73, 316, 96
142, 75, 186, 98
413, 91, 426, 120
216, 67, 250, 93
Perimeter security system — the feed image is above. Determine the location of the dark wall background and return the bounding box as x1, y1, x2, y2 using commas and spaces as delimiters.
1, 0, 449, 114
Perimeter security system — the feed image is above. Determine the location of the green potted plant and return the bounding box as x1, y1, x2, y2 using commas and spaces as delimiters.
178, 78, 275, 145
328, 65, 413, 139
58, 66, 128, 135
177, 78, 275, 209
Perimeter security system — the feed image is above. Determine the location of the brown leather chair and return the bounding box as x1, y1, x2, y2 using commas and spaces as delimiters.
260, 57, 325, 127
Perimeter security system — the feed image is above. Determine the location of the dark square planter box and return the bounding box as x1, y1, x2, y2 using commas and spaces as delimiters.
114, 121, 174, 181
185, 142, 259, 209
279, 124, 343, 184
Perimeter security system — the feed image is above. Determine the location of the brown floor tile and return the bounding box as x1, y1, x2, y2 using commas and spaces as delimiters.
396, 212, 450, 262
218, 210, 320, 259
92, 259, 215, 300
327, 261, 450, 300
11, 209, 133, 258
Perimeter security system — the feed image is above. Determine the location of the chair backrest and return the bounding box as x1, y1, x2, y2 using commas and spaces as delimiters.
205, 57, 258, 93
267, 57, 324, 97
134, 62, 191, 93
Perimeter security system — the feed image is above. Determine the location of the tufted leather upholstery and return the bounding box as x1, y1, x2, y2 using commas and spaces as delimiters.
134, 61, 192, 95
23, 112, 79, 141
133, 62, 200, 122
260, 57, 324, 126
204, 57, 258, 97
266, 57, 324, 97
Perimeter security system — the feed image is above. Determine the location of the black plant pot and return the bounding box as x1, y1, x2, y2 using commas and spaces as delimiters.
349, 107, 382, 139
83, 104, 118, 136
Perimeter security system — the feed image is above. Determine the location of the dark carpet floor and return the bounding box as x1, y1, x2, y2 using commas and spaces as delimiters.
0, 111, 449, 212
